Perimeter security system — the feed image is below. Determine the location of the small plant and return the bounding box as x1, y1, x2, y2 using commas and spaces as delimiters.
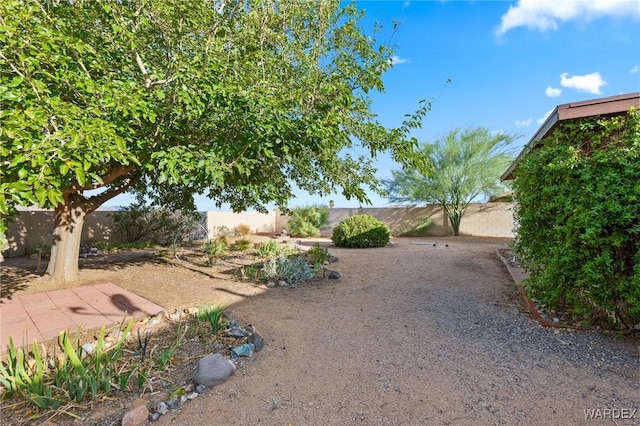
241, 264, 260, 280
286, 205, 329, 237
255, 240, 295, 258
203, 239, 228, 265
235, 223, 252, 236
0, 320, 136, 411
232, 238, 253, 251
212, 225, 233, 238
154, 327, 186, 368
198, 306, 228, 333
262, 255, 314, 286
306, 243, 332, 264
332, 214, 390, 248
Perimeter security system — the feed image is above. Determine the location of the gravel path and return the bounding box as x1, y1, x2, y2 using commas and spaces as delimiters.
156, 237, 639, 426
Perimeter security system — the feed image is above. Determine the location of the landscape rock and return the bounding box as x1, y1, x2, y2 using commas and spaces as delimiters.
230, 343, 255, 359
149, 412, 161, 422
186, 392, 199, 400
121, 404, 149, 426
194, 353, 235, 387
248, 329, 265, 352
81, 342, 95, 356
184, 307, 199, 316
328, 271, 341, 279
167, 394, 187, 409
226, 321, 248, 337
195, 384, 207, 394
153, 401, 169, 415
168, 311, 183, 321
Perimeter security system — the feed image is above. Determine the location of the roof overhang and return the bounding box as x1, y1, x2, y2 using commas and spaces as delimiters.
501, 92, 640, 181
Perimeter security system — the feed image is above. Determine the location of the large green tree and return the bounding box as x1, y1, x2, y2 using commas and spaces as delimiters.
383, 127, 517, 236
0, 0, 429, 282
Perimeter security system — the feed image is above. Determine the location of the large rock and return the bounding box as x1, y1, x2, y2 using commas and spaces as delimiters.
194, 353, 235, 387
121, 404, 149, 426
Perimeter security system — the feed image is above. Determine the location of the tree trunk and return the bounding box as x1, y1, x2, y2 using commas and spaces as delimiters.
444, 205, 462, 237
45, 195, 88, 283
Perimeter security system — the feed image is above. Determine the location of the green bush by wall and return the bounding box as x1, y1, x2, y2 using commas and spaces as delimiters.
332, 214, 390, 248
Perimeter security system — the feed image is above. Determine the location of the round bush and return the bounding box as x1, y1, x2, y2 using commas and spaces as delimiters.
332, 214, 390, 248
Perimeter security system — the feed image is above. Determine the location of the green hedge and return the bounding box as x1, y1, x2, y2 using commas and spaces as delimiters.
332, 214, 390, 248
513, 109, 640, 329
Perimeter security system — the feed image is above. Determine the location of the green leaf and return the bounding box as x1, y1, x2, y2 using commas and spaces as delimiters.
75, 167, 86, 187
9, 154, 26, 167
9, 77, 23, 87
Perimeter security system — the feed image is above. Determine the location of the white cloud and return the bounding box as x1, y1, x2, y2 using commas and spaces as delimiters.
560, 72, 607, 95
631, 65, 640, 74
515, 118, 532, 127
545, 86, 562, 97
496, 0, 640, 36
390, 56, 409, 66
537, 108, 554, 125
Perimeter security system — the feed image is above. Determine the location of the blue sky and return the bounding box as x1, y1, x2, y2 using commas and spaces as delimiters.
103, 0, 640, 210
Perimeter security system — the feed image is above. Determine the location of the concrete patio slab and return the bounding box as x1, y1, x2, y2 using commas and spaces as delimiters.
0, 283, 165, 352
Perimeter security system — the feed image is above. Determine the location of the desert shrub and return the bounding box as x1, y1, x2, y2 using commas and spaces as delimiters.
111, 202, 198, 245
394, 217, 434, 237
286, 205, 329, 237
235, 224, 251, 236
255, 240, 295, 258
332, 214, 390, 248
513, 110, 640, 329
203, 239, 228, 265
232, 238, 253, 251
211, 226, 234, 238
306, 243, 332, 264
262, 255, 314, 286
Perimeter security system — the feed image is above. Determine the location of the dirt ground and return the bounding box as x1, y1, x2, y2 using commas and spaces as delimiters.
1, 236, 639, 425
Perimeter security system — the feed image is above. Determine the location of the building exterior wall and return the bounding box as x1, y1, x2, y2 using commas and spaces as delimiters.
3, 203, 514, 257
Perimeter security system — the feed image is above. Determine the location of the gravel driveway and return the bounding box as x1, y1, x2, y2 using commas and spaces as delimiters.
155, 237, 639, 426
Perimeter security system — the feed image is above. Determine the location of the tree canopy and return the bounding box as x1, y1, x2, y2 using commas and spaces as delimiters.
382, 127, 517, 235
0, 0, 429, 281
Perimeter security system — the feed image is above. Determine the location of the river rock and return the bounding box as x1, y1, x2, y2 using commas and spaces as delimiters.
194, 353, 235, 387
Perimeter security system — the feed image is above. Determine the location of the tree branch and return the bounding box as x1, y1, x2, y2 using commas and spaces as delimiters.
86, 173, 139, 213
72, 164, 137, 192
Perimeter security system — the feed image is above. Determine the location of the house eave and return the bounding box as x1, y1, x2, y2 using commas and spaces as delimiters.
501, 92, 640, 181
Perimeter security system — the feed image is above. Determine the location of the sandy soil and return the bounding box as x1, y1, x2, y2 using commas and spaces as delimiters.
1, 236, 639, 426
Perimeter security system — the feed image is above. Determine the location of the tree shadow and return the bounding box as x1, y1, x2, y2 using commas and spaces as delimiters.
1, 257, 46, 303
0, 249, 166, 296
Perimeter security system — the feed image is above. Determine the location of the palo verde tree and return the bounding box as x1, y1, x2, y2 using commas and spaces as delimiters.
0, 0, 430, 282
383, 127, 517, 236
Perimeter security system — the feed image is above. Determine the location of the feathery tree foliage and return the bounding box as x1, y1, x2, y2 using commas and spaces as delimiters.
383, 127, 517, 235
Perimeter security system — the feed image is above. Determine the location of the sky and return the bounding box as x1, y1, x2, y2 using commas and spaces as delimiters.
102, 0, 640, 211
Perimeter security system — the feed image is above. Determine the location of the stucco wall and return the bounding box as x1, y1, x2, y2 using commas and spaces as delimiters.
4, 209, 122, 257
206, 210, 278, 237
3, 203, 514, 257
319, 204, 514, 238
